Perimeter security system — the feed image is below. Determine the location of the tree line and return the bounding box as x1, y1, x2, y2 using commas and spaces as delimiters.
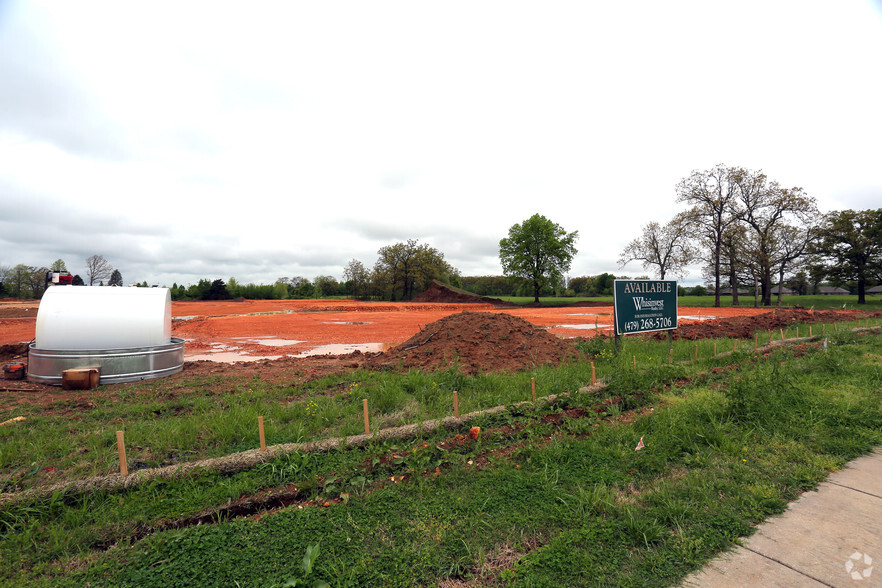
0, 255, 122, 299
3, 169, 879, 306
169, 239, 460, 301
618, 164, 881, 306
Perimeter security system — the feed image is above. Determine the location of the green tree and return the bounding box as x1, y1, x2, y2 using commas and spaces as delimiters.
272, 281, 289, 300
313, 275, 339, 298
499, 214, 578, 303
227, 277, 240, 298
9, 265, 30, 298
343, 259, 369, 300
108, 269, 123, 287
205, 279, 231, 300
809, 209, 882, 304
50, 259, 67, 272
592, 273, 616, 296
374, 239, 458, 301
566, 276, 593, 296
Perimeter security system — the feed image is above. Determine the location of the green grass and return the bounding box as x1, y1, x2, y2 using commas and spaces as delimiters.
1, 328, 880, 586
2, 317, 877, 490
495, 294, 882, 310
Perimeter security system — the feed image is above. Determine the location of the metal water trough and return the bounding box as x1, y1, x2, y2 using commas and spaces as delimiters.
27, 286, 185, 385
27, 338, 185, 385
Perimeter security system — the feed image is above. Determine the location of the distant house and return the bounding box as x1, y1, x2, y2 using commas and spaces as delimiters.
716, 287, 749, 296
867, 285, 882, 294
771, 285, 797, 296
818, 286, 850, 295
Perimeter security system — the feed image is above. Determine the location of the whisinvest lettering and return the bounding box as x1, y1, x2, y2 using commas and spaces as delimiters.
632, 297, 664, 311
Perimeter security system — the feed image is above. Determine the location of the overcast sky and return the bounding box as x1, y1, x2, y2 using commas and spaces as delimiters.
2, 1, 881, 287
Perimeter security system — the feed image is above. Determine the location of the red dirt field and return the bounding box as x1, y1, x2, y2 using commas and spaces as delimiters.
0, 297, 772, 360
0, 293, 875, 412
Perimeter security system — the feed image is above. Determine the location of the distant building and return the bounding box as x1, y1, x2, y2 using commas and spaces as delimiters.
867, 285, 882, 294
818, 286, 850, 295
771, 285, 797, 296
716, 287, 749, 296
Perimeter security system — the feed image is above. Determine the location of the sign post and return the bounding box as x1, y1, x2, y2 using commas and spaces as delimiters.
613, 280, 678, 343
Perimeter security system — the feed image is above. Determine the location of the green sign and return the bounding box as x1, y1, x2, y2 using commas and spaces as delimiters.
614, 280, 678, 335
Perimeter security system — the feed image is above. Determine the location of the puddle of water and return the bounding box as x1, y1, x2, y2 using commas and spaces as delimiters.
325, 321, 372, 325
567, 313, 609, 317
679, 314, 717, 321
173, 315, 198, 320
186, 352, 283, 363
552, 324, 612, 330
231, 337, 306, 347
207, 343, 241, 351
294, 343, 389, 357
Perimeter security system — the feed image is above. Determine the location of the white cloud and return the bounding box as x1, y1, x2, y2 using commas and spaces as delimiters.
1, 0, 880, 286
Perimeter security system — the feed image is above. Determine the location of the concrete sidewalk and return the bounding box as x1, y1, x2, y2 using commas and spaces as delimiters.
682, 450, 882, 587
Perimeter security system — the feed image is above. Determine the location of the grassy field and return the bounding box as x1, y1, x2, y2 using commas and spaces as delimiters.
1, 317, 880, 586
500, 294, 882, 311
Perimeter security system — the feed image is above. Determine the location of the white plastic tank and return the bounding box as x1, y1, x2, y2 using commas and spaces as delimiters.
35, 286, 172, 350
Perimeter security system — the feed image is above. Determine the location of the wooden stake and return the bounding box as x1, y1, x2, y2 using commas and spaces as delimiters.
116, 430, 128, 477
754, 333, 758, 350
669, 348, 673, 364
768, 329, 772, 344
822, 324, 826, 335
809, 325, 813, 337
531, 377, 536, 402
258, 416, 266, 451
454, 391, 460, 417
694, 344, 698, 361
591, 362, 596, 385
363, 399, 370, 435
796, 326, 799, 338
632, 355, 636, 371
780, 328, 785, 341
733, 340, 737, 352
834, 322, 838, 332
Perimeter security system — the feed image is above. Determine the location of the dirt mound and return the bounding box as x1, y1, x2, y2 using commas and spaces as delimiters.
657, 308, 865, 341
368, 311, 581, 374
412, 281, 515, 306
0, 343, 29, 364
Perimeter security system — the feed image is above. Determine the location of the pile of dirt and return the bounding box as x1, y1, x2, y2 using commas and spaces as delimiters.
412, 281, 515, 306
0, 343, 29, 364
368, 311, 581, 374
656, 308, 867, 341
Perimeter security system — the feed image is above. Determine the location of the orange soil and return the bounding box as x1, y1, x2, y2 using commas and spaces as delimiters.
0, 298, 770, 359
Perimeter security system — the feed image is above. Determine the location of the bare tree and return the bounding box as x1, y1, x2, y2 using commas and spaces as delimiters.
27, 266, 49, 298
676, 165, 744, 307
618, 215, 695, 280
85, 255, 113, 286
719, 224, 750, 306
772, 223, 814, 306
732, 169, 817, 306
